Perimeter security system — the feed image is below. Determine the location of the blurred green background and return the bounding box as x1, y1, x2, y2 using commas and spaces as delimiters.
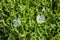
0, 0, 60, 40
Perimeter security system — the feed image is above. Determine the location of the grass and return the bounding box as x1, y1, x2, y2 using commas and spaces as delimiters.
0, 0, 60, 40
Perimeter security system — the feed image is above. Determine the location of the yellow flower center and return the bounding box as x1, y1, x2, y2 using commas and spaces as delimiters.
39, 18, 41, 21
16, 21, 19, 24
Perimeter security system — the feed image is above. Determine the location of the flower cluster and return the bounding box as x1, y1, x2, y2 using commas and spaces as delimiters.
12, 14, 45, 27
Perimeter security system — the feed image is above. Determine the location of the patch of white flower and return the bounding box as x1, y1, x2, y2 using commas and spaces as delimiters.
36, 14, 45, 24
12, 18, 21, 27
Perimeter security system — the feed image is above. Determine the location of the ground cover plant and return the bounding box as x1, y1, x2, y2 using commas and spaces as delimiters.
0, 0, 60, 40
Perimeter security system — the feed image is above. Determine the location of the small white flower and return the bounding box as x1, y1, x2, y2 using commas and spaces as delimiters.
36, 14, 45, 24
12, 18, 21, 27
42, 7, 45, 11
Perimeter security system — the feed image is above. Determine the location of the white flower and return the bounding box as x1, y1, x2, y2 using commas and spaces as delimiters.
36, 14, 45, 24
12, 18, 21, 27
42, 7, 45, 11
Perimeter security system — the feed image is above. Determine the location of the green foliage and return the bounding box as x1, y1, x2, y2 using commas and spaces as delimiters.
0, 0, 60, 40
